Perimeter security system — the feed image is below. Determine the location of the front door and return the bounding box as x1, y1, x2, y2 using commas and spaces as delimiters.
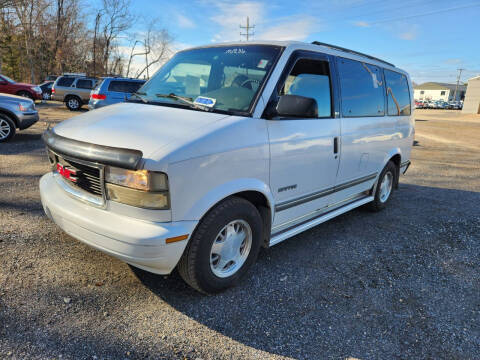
266, 51, 340, 235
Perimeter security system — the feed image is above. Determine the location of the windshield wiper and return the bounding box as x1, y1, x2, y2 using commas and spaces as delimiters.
156, 93, 211, 112
131, 91, 149, 103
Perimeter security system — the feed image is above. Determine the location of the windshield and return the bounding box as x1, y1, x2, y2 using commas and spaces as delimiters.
1, 74, 15, 83
136, 45, 282, 114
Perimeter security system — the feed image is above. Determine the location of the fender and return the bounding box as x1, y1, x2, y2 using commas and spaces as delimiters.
181, 178, 275, 224
383, 147, 402, 170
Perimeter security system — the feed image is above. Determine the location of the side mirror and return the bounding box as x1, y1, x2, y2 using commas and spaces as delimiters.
267, 95, 318, 119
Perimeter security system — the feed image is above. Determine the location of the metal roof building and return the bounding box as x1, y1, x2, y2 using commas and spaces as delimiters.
462, 76, 480, 114
413, 82, 466, 102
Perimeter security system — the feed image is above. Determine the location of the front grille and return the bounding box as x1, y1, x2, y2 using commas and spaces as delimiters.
49, 150, 104, 198
65, 159, 103, 196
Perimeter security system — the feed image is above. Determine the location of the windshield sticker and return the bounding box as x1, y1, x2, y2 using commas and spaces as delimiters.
225, 48, 246, 55
257, 59, 269, 69
194, 96, 216, 108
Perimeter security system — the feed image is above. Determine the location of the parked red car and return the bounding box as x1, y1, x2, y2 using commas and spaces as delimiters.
0, 74, 42, 100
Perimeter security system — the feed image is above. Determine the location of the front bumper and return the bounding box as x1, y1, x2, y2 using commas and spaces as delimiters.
17, 111, 39, 130
39, 172, 197, 274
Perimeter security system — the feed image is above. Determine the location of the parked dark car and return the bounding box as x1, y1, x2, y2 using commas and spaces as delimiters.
39, 81, 54, 100
0, 93, 39, 142
88, 77, 146, 110
0, 74, 42, 100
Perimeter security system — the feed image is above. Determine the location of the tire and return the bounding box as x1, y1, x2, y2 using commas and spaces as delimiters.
178, 197, 263, 294
42, 92, 50, 100
17, 91, 34, 100
0, 115, 16, 142
65, 96, 82, 111
367, 161, 397, 212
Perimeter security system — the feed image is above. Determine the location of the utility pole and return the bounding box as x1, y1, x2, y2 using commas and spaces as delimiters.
240, 16, 255, 41
453, 68, 465, 101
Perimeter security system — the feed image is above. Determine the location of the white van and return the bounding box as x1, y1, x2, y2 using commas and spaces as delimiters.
40, 41, 414, 293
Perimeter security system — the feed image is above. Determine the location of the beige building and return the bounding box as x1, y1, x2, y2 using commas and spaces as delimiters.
414, 82, 466, 102
462, 76, 480, 114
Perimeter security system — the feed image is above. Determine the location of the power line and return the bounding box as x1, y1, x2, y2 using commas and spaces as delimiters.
240, 17, 255, 41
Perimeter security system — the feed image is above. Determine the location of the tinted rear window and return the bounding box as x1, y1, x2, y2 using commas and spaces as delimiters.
56, 77, 75, 87
337, 57, 385, 117
384, 69, 411, 116
76, 79, 94, 89
108, 80, 144, 93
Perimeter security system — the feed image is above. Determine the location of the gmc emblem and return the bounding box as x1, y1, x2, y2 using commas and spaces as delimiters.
57, 163, 78, 183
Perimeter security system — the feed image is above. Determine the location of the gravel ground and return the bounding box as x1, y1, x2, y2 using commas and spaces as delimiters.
1, 104, 479, 359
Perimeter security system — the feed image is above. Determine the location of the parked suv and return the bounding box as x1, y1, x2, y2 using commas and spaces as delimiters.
51, 75, 97, 111
0, 93, 39, 142
0, 74, 42, 100
89, 77, 145, 110
40, 41, 414, 294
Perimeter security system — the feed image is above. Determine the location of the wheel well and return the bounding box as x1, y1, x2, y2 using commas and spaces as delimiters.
65, 94, 81, 101
229, 191, 272, 248
389, 154, 401, 188
0, 109, 18, 127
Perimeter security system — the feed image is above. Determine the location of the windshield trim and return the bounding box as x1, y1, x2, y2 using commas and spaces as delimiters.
246, 45, 285, 116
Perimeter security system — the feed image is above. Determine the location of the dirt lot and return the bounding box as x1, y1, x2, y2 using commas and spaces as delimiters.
1, 104, 479, 359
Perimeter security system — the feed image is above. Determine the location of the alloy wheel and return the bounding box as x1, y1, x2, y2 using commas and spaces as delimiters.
210, 219, 253, 278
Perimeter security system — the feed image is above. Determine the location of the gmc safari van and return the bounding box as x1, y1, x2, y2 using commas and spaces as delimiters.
40, 41, 414, 294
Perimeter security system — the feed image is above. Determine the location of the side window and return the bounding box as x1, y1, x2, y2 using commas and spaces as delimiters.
108, 81, 144, 93
76, 79, 94, 89
384, 69, 411, 116
337, 58, 385, 117
127, 82, 144, 93
56, 77, 75, 87
280, 58, 332, 118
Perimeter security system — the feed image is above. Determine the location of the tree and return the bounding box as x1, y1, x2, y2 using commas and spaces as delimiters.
126, 20, 172, 79
96, 0, 132, 75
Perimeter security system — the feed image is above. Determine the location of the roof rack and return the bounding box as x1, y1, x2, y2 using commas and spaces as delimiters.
311, 41, 395, 67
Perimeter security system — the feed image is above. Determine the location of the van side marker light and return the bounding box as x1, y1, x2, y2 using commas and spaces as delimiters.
165, 234, 189, 244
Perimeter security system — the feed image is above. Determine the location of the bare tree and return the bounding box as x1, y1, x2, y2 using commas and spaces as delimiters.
97, 0, 132, 75
127, 20, 172, 79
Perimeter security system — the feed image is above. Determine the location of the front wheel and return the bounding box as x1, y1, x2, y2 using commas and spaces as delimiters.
0, 115, 16, 142
178, 197, 263, 294
17, 91, 34, 100
368, 161, 397, 212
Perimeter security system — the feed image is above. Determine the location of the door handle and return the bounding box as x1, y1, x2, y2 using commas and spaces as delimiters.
333, 137, 339, 154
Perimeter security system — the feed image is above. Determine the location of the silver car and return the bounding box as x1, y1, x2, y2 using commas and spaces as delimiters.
0, 93, 39, 142
51, 75, 97, 111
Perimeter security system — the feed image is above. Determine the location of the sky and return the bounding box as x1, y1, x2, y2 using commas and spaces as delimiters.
101, 0, 480, 84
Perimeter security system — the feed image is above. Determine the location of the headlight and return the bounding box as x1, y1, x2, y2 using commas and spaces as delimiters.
105, 166, 169, 209
33, 86, 42, 93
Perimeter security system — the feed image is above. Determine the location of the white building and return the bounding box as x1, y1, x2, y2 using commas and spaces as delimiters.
414, 82, 466, 102
462, 76, 480, 114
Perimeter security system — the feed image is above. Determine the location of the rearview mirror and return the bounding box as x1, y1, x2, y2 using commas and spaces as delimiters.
267, 95, 318, 119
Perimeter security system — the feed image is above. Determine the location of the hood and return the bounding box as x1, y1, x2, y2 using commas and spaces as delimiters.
15, 82, 37, 88
0, 92, 34, 103
52, 102, 230, 158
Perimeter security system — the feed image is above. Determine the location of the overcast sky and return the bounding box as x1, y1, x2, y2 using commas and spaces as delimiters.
105, 0, 480, 84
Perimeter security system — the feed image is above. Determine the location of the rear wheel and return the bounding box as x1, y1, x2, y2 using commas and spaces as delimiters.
0, 115, 16, 142
178, 197, 263, 294
65, 96, 82, 111
368, 161, 397, 212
